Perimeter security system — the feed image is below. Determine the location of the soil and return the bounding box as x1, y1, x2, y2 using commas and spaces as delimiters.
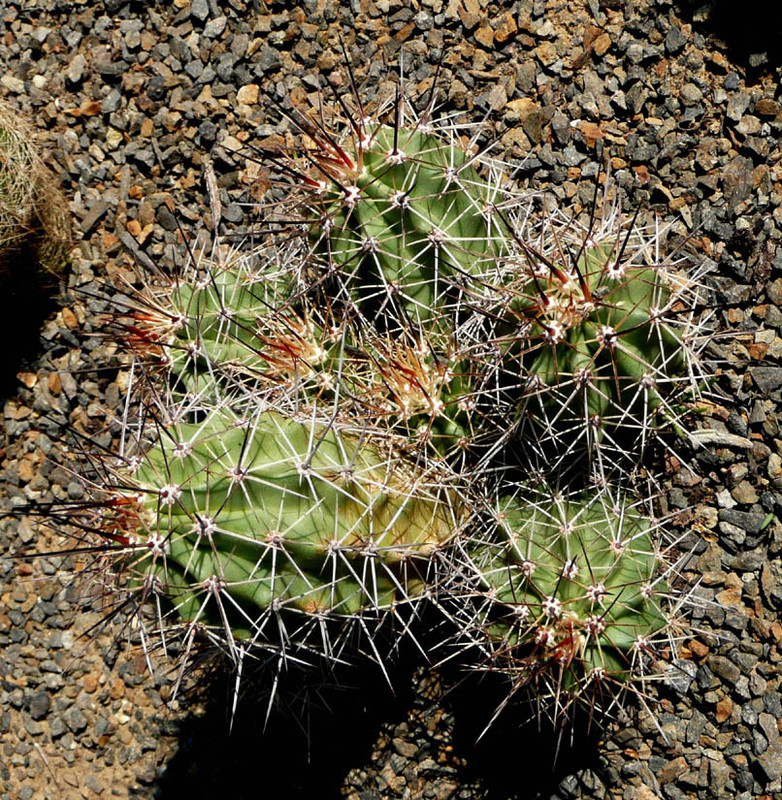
1, 1, 781, 799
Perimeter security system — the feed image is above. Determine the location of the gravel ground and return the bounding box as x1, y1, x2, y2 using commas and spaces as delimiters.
2, 0, 782, 798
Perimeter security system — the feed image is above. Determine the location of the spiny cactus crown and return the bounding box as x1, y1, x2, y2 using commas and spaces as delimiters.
468, 486, 669, 693
487, 198, 709, 482
307, 122, 506, 328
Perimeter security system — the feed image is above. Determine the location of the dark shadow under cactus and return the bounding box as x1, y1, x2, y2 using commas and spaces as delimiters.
151, 656, 413, 800
0, 245, 62, 397
445, 670, 604, 800
671, 0, 782, 71
151, 651, 604, 800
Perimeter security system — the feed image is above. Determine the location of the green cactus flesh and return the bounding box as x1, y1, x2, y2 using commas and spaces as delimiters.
506, 237, 685, 465
311, 123, 507, 328
473, 488, 667, 690
124, 408, 458, 641
145, 252, 477, 458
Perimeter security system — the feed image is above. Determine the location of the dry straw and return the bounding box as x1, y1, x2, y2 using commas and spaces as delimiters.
0, 102, 71, 280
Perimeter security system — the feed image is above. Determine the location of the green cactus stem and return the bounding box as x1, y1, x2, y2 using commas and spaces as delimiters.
495, 203, 705, 479
120, 241, 480, 462
110, 406, 460, 650
301, 118, 511, 331
459, 484, 672, 714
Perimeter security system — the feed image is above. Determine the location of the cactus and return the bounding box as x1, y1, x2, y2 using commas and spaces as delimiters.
0, 102, 70, 278
56, 71, 710, 727
117, 242, 306, 394
451, 483, 679, 720
300, 116, 510, 331
0, 103, 71, 386
101, 404, 458, 661
495, 196, 710, 481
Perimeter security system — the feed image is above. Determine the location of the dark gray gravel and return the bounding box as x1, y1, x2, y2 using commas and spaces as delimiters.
2, 0, 782, 798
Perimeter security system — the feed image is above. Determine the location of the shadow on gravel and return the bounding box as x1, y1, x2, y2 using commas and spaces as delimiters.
0, 248, 61, 398
151, 658, 412, 800
672, 0, 782, 73
447, 673, 602, 800
151, 614, 607, 800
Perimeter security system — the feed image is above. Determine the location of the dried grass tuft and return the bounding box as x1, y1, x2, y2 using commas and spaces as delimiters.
0, 102, 71, 279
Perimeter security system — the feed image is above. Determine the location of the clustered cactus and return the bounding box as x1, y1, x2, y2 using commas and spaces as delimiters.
78, 75, 710, 726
